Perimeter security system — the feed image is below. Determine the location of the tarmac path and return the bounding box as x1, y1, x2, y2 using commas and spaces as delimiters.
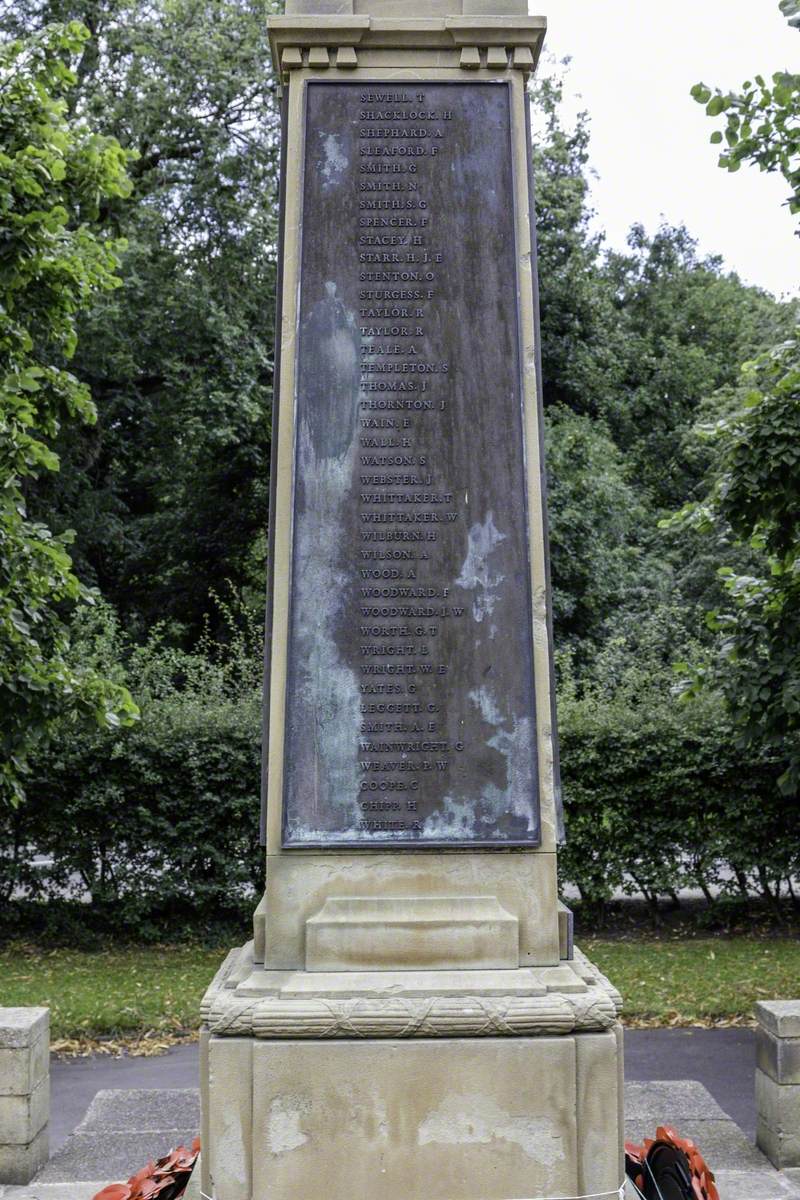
48, 1026, 757, 1152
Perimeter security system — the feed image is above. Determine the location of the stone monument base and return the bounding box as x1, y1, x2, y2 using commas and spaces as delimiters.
200, 945, 624, 1200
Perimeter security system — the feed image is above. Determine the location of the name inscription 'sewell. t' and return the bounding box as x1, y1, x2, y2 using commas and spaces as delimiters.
282, 81, 540, 848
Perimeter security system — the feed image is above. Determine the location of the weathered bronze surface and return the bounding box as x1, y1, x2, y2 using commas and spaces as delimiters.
282, 81, 540, 847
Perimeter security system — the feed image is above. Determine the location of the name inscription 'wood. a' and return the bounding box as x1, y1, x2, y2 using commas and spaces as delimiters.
282, 81, 540, 848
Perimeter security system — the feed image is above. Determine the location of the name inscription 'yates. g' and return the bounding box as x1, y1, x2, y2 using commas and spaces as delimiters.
282, 81, 540, 848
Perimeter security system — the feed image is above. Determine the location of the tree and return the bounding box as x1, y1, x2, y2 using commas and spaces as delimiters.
531, 72, 621, 419
531, 67, 793, 670
670, 1, 800, 796
692, 0, 800, 220
670, 336, 800, 794
545, 407, 655, 655
0, 22, 138, 806
10, 0, 281, 641
600, 223, 793, 511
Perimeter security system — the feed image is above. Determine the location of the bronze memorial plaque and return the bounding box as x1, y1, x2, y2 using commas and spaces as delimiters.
282, 81, 540, 847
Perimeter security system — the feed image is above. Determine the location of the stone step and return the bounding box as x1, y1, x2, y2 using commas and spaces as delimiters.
0, 1183, 106, 1200
624, 1080, 800, 1199
626, 1171, 800, 1200
34, 1089, 199, 1185
0, 1081, 796, 1200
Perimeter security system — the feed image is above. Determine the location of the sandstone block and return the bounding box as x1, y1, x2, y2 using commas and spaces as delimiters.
305, 895, 519, 971
0, 1124, 49, 1186
207, 1037, 252, 1200
756, 1001, 800, 1040
0, 1078, 49, 1145
199, 1026, 211, 1200
262, 851, 560, 971
757, 1118, 800, 1170
0, 1036, 48, 1098
757, 1027, 800, 1086
250, 1037, 584, 1200
0, 1010, 49, 1052
756, 1068, 800, 1168
576, 1027, 623, 1197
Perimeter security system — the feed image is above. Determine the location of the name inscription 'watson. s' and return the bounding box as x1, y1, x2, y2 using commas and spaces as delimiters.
281, 81, 541, 848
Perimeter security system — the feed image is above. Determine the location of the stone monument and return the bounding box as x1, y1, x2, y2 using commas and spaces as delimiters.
200, 2, 624, 1197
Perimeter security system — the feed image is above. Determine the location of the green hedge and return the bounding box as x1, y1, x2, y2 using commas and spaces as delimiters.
0, 605, 263, 941
1, 605, 795, 942
557, 638, 797, 915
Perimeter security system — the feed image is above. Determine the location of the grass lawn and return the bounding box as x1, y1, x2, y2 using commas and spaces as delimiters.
0, 943, 229, 1046
586, 937, 800, 1025
1, 937, 798, 1043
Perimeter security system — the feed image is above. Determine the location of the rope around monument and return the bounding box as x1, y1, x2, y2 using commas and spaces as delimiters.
196, 1189, 627, 1200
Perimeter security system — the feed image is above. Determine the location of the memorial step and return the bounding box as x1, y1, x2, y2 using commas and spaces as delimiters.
3, 1081, 797, 1200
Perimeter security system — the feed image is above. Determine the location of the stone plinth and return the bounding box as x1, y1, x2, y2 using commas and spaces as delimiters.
199, 2, 625, 1196
200, 945, 623, 1200
304, 895, 520, 971
0, 1008, 49, 1185
255, 853, 561, 973
757, 1001, 800, 1169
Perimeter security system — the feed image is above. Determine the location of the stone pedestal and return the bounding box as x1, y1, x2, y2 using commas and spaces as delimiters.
201, 946, 623, 1200
757, 1001, 800, 1169
0, 1008, 49, 1185
200, 1, 625, 1195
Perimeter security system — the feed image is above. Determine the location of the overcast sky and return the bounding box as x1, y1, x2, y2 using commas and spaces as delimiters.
535, 1, 799, 298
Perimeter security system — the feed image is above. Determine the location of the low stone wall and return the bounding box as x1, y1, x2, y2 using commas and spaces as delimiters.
756, 1000, 800, 1169
0, 1008, 50, 1184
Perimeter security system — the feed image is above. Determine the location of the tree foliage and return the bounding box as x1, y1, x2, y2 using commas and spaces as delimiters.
531, 73, 618, 419
531, 68, 793, 667
672, 1, 800, 797
557, 619, 796, 917
1, 600, 262, 933
601, 224, 791, 509
545, 407, 653, 654
669, 336, 800, 793
9, 0, 281, 640
0, 21, 138, 806
692, 0, 800, 219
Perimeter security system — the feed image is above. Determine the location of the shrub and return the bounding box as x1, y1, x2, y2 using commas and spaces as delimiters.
0, 601, 263, 940
2, 597, 795, 944
557, 610, 796, 918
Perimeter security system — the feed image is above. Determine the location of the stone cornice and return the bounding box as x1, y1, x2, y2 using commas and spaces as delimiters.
205, 987, 619, 1039
267, 13, 546, 76
201, 942, 622, 1039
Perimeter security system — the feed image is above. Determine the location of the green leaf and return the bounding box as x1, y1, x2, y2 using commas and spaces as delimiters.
0, 21, 133, 808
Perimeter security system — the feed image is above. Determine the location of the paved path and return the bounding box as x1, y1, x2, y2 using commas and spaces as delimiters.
48, 1027, 758, 1151
625, 1026, 756, 1139
19, 1080, 800, 1200
49, 1046, 199, 1153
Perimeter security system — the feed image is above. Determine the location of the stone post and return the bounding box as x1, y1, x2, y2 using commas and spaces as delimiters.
200, 3, 625, 1197
0, 1008, 49, 1185
756, 1000, 800, 1169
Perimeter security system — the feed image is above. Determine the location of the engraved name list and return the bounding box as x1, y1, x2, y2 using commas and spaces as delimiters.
281, 81, 541, 848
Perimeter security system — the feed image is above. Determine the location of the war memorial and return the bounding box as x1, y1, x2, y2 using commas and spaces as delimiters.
3, 1, 800, 1198
198, 2, 625, 1197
